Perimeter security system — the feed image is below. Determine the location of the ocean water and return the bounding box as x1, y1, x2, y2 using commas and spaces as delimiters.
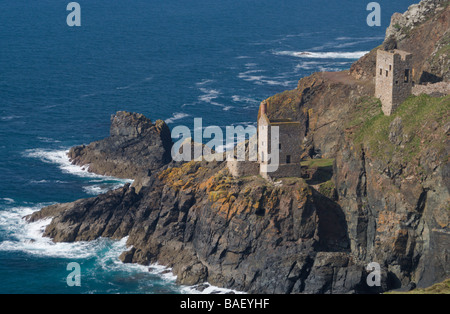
0, 0, 417, 294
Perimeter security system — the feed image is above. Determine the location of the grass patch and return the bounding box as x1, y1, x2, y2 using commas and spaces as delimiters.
386, 278, 450, 294
349, 94, 449, 166
263, 89, 303, 118
301, 158, 334, 185
300, 158, 334, 168
346, 96, 382, 131
318, 180, 336, 199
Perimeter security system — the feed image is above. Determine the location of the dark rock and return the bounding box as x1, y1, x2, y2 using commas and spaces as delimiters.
68, 111, 173, 191
178, 263, 209, 286
383, 36, 398, 51
192, 283, 210, 292
119, 247, 136, 264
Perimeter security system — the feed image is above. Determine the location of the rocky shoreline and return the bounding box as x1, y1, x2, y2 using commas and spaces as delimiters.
26, 0, 449, 294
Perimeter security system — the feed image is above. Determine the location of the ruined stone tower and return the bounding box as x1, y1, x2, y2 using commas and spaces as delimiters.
375, 49, 413, 116
258, 101, 302, 179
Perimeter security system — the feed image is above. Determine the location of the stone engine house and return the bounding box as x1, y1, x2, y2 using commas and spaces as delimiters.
258, 102, 303, 179
375, 49, 413, 116
227, 101, 303, 179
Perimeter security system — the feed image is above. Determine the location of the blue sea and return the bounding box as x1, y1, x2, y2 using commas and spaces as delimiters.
0, 0, 417, 294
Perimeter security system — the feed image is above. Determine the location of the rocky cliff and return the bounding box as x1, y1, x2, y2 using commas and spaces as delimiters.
67, 111, 173, 190
28, 161, 366, 293
351, 0, 449, 83
259, 0, 450, 290
27, 0, 449, 293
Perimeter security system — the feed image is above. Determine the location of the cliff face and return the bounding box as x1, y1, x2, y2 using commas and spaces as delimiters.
68, 111, 173, 189
258, 0, 450, 290
28, 159, 368, 293
336, 95, 449, 288
27, 0, 449, 293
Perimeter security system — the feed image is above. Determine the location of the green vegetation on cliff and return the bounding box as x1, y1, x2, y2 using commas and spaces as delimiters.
348, 94, 449, 172
300, 158, 334, 168
387, 278, 450, 294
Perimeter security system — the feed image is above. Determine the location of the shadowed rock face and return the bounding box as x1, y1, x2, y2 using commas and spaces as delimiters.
68, 111, 173, 185
27, 160, 367, 294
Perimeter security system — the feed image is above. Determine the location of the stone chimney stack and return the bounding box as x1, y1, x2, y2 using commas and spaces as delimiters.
260, 101, 267, 115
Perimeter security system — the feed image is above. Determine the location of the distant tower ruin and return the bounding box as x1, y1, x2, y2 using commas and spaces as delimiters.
375, 49, 413, 116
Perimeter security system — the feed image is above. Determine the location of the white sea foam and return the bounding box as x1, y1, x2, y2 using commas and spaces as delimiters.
239, 74, 266, 82
25, 148, 96, 178
116, 85, 132, 90
198, 88, 221, 103
317, 66, 342, 72
0, 205, 102, 259
37, 137, 61, 143
263, 79, 296, 86
30, 179, 49, 184
336, 36, 384, 42
295, 60, 353, 73
24, 148, 132, 184
274, 50, 369, 59
166, 112, 190, 124
24, 148, 133, 200
238, 69, 294, 87
1, 115, 22, 121
116, 76, 154, 90
295, 61, 322, 70
198, 88, 229, 108
309, 36, 384, 51
231, 95, 259, 104
1, 198, 15, 204
82, 182, 126, 195
0, 206, 137, 270
147, 261, 243, 294
196, 79, 214, 86
181, 283, 245, 294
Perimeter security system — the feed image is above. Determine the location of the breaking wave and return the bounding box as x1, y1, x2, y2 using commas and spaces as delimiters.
274, 50, 369, 59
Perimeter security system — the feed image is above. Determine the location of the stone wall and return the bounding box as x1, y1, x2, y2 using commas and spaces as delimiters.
375, 49, 413, 115
392, 52, 413, 109
412, 81, 450, 96
271, 120, 303, 165
258, 114, 270, 164
262, 163, 303, 179
227, 160, 260, 178
258, 102, 303, 179
376, 50, 395, 114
